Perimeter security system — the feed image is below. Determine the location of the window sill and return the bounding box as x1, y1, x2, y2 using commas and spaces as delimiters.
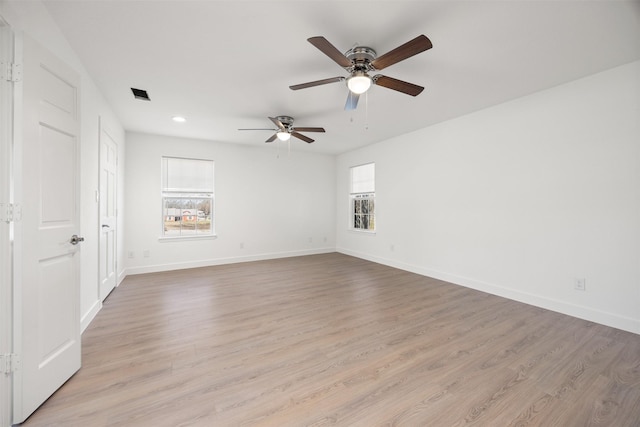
159, 234, 218, 242
349, 229, 376, 235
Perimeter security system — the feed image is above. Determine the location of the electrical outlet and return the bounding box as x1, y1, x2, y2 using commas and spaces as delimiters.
240, 242, 244, 249
143, 250, 150, 258
128, 251, 134, 259
574, 278, 586, 291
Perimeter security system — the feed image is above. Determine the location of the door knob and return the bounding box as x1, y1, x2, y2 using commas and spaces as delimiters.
69, 234, 85, 245
101, 224, 110, 228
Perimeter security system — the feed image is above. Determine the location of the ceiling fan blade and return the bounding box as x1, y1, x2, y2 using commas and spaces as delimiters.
292, 127, 325, 133
268, 116, 285, 130
265, 133, 278, 143
373, 75, 424, 96
307, 36, 352, 68
291, 131, 314, 143
370, 35, 432, 71
345, 91, 360, 110
290, 76, 344, 91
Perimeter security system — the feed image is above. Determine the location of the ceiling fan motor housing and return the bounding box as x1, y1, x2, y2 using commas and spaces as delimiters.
275, 115, 294, 131
345, 46, 377, 72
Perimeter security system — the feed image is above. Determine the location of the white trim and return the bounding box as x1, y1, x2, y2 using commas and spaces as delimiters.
9, 29, 23, 424
349, 229, 376, 236
80, 300, 102, 333
158, 234, 217, 242
0, 16, 14, 427
336, 247, 640, 335
117, 270, 126, 286
124, 248, 335, 276
98, 116, 119, 303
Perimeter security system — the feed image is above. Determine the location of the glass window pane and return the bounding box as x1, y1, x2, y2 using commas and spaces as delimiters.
180, 199, 196, 235
163, 198, 182, 236
196, 199, 211, 234
163, 196, 213, 236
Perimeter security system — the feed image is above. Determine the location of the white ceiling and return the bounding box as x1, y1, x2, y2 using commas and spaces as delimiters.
41, 0, 639, 155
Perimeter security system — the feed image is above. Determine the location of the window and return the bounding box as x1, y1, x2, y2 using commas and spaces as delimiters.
350, 163, 375, 231
161, 156, 214, 237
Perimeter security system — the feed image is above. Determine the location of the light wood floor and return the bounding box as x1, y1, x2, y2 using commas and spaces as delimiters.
22, 253, 640, 426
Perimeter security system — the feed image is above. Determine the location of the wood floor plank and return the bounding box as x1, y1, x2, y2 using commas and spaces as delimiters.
20, 253, 640, 426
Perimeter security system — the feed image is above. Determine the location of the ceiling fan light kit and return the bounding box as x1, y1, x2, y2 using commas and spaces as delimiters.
276, 131, 291, 141
347, 72, 372, 94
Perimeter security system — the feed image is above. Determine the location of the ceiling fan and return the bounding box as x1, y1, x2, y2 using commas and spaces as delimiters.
238, 116, 325, 143
290, 35, 432, 110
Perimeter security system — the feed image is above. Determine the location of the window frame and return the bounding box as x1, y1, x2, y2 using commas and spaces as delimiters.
160, 156, 215, 240
349, 163, 376, 233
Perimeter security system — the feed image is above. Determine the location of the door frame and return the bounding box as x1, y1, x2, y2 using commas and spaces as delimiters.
0, 16, 16, 427
98, 116, 119, 301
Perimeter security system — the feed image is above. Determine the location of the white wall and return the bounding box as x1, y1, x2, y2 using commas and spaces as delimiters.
337, 61, 640, 334
0, 0, 126, 331
124, 132, 336, 274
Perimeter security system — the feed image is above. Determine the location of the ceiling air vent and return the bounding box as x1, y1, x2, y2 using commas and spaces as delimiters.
131, 87, 150, 101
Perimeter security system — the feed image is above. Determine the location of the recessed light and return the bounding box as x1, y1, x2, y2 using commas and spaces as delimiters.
172, 116, 186, 123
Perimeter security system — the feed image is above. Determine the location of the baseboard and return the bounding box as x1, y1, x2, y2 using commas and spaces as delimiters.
124, 247, 335, 276
117, 269, 126, 286
80, 299, 102, 333
337, 248, 640, 335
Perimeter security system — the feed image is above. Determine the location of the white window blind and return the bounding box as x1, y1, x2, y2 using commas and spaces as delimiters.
350, 162, 375, 194
162, 157, 214, 192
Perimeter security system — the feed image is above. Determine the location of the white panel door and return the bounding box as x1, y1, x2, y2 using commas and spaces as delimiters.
99, 120, 117, 300
13, 36, 81, 423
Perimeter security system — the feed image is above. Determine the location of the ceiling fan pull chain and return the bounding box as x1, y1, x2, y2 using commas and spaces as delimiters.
365, 91, 369, 131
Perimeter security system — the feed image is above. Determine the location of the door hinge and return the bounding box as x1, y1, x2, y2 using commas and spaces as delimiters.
0, 62, 22, 82
0, 353, 20, 374
1, 203, 21, 223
